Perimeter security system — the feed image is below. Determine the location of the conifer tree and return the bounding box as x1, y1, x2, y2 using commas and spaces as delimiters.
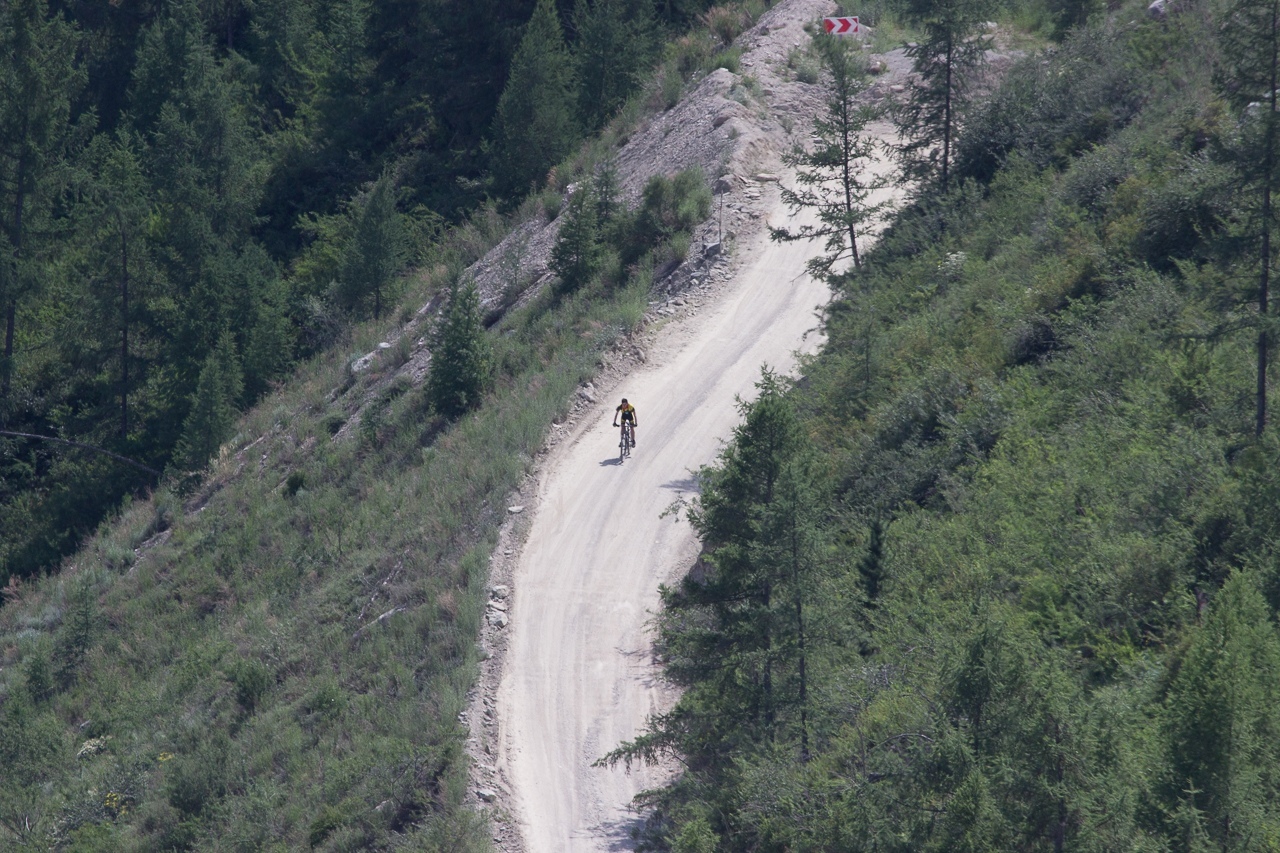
652, 370, 825, 758
426, 280, 491, 420
1164, 572, 1280, 846
79, 133, 157, 440
892, 0, 992, 195
175, 331, 243, 470
593, 157, 622, 230
571, 0, 657, 131
550, 182, 602, 295
491, 0, 580, 195
1217, 0, 1280, 435
0, 0, 85, 405
338, 170, 409, 319
771, 32, 889, 279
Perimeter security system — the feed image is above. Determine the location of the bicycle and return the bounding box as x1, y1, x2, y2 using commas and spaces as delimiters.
618, 421, 633, 462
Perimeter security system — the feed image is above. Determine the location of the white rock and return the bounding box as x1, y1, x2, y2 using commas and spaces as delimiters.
489, 612, 509, 629
476, 788, 498, 803
508, 506, 525, 514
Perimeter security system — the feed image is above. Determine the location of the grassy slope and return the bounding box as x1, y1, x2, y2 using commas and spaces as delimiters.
0, 240, 651, 851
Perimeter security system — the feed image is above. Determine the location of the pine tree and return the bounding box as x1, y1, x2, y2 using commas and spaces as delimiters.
78, 133, 158, 440
666, 370, 825, 753
1165, 572, 1280, 846
1216, 0, 1280, 435
0, 0, 85, 406
426, 280, 491, 420
892, 0, 992, 195
491, 0, 580, 195
771, 32, 890, 280
549, 182, 602, 295
338, 170, 409, 319
571, 0, 657, 131
175, 331, 243, 470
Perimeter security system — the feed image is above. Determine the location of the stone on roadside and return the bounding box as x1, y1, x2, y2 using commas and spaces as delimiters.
476, 788, 498, 803
508, 505, 525, 514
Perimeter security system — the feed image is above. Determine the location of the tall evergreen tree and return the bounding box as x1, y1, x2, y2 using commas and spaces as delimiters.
426, 279, 491, 420
771, 32, 889, 279
571, 0, 657, 131
491, 0, 580, 196
892, 0, 992, 195
338, 170, 410, 319
549, 182, 602, 295
1164, 572, 1280, 846
606, 370, 827, 777
132, 2, 286, 428
174, 331, 243, 470
77, 133, 157, 440
0, 0, 85, 407
1217, 0, 1280, 435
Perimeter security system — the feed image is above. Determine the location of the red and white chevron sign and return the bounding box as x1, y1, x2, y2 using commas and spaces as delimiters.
823, 16, 860, 34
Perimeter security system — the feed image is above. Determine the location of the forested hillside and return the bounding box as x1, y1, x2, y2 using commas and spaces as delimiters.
0, 0, 701, 584
617, 0, 1280, 849
0, 1, 755, 849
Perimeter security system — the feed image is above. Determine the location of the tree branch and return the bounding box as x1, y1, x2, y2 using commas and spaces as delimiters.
0, 430, 161, 477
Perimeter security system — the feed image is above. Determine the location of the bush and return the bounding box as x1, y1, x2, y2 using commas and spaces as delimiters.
954, 22, 1145, 184
227, 658, 272, 714
621, 169, 712, 264
703, 5, 752, 46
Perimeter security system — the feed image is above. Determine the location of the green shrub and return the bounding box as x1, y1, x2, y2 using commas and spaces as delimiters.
703, 5, 752, 46
164, 743, 228, 816
954, 22, 1144, 184
669, 33, 714, 79
621, 169, 712, 264
708, 46, 741, 73
308, 804, 346, 848
228, 658, 272, 714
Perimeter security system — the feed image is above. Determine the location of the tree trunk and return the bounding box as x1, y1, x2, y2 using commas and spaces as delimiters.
792, 509, 809, 761
942, 34, 954, 194
840, 63, 861, 270
3, 153, 26, 404
1257, 2, 1278, 436
120, 226, 130, 439
2, 299, 14, 403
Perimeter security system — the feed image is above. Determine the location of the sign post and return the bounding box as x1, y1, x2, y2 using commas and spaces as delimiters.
822, 16, 860, 34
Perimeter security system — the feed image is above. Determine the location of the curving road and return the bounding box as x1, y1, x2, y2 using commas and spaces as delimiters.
494, 143, 897, 851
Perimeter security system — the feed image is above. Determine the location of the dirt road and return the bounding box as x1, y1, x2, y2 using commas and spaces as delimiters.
495, 180, 856, 850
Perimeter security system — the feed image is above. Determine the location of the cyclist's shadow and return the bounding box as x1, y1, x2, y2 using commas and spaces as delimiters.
599, 456, 623, 466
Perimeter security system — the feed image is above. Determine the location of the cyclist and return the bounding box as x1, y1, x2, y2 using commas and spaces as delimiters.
613, 398, 638, 448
